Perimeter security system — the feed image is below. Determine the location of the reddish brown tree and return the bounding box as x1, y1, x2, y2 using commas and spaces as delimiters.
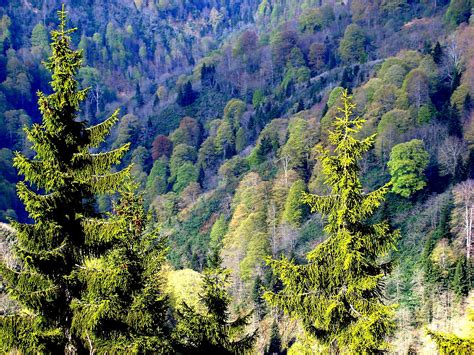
152, 134, 173, 160
271, 29, 298, 68
180, 117, 201, 144
234, 30, 258, 56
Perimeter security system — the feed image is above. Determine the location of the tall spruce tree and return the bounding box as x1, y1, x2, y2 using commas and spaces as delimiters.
174, 266, 257, 353
252, 275, 267, 320
264, 90, 399, 353
0, 7, 140, 352
71, 185, 173, 353
452, 257, 471, 299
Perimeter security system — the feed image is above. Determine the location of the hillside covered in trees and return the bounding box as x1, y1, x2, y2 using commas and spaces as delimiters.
1, 0, 474, 353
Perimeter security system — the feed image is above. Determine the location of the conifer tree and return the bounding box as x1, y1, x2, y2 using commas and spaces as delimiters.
265, 320, 283, 355
431, 41, 443, 65
70, 185, 173, 353
0, 7, 136, 352
174, 266, 257, 353
252, 275, 267, 320
265, 90, 398, 353
422, 230, 444, 284
135, 82, 144, 106
452, 257, 471, 299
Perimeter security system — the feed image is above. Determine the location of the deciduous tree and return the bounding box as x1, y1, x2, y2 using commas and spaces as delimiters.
339, 24, 368, 64
152, 134, 173, 160
171, 116, 201, 147
437, 136, 467, 178
388, 139, 429, 198
451, 180, 474, 259
402, 69, 430, 109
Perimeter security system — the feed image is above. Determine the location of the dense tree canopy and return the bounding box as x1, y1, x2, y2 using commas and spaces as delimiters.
339, 24, 368, 64
1, 1, 473, 353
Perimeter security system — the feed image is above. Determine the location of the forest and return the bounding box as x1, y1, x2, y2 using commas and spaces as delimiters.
0, 0, 473, 353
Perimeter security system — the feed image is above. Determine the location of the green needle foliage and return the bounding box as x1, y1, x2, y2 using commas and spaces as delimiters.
71, 185, 173, 353
452, 257, 471, 299
427, 329, 474, 354
0, 7, 133, 352
174, 266, 257, 354
264, 90, 399, 353
282, 179, 308, 228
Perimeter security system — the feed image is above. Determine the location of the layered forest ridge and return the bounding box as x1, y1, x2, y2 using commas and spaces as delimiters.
0, 0, 474, 353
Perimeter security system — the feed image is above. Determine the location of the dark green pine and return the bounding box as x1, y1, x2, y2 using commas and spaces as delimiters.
452, 257, 471, 299
0, 6, 130, 353
174, 266, 257, 353
70, 186, 174, 353
265, 321, 283, 355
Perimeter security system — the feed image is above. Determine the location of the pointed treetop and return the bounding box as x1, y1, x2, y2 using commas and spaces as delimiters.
264, 90, 398, 353
55, 4, 76, 35
302, 88, 390, 233
58, 4, 67, 33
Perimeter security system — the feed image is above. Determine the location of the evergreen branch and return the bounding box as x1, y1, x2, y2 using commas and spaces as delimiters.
16, 183, 61, 221
0, 314, 63, 353
89, 165, 132, 194
27, 285, 60, 298
84, 109, 120, 148
266, 289, 325, 298
82, 218, 126, 246
13, 154, 64, 191
72, 143, 131, 178
349, 303, 362, 317
1, 265, 59, 311
15, 241, 67, 263
302, 192, 337, 215
24, 124, 59, 160
358, 183, 391, 219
